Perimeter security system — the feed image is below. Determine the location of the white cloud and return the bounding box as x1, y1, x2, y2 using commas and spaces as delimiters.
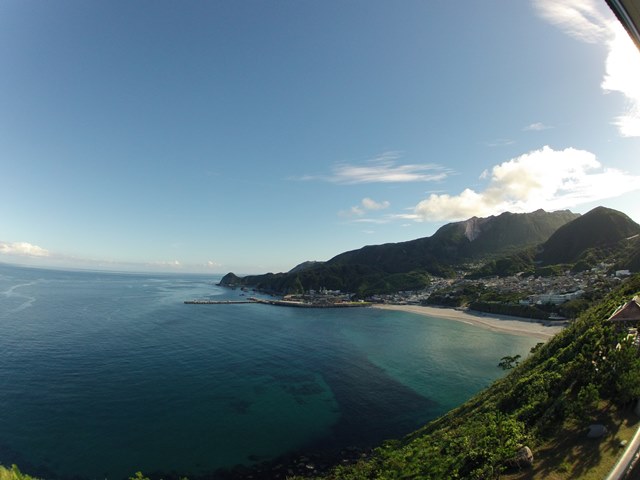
340, 197, 390, 218
412, 145, 640, 221
524, 122, 552, 131
0, 241, 50, 257
602, 23, 640, 137
351, 206, 365, 216
361, 197, 390, 210
415, 189, 488, 221
534, 0, 640, 137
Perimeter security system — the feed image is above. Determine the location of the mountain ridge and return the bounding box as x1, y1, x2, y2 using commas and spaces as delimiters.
538, 206, 640, 265
221, 208, 582, 295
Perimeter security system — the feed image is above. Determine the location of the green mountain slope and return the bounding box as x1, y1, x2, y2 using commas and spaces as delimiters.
468, 206, 640, 278
539, 206, 640, 265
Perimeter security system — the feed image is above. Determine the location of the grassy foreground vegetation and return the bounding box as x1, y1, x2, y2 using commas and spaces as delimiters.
297, 273, 640, 479
0, 465, 39, 480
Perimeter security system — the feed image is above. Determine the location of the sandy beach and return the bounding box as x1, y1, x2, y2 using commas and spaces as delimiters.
373, 304, 565, 340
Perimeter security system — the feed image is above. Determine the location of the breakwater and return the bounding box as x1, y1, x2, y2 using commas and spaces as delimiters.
184, 300, 254, 304
184, 297, 371, 308
249, 297, 371, 308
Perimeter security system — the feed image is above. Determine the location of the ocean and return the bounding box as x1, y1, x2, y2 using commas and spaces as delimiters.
0, 264, 539, 479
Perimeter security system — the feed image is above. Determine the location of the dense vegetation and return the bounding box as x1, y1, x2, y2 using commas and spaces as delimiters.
225, 265, 432, 297
469, 207, 640, 279
293, 273, 640, 479
538, 207, 640, 266
0, 465, 38, 480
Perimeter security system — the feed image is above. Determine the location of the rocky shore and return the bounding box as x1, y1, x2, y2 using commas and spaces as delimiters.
144, 447, 372, 480
212, 447, 371, 479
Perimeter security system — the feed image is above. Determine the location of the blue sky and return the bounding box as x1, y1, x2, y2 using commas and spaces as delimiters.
1, 0, 639, 274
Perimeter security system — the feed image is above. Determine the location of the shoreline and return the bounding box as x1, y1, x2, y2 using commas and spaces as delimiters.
373, 304, 565, 340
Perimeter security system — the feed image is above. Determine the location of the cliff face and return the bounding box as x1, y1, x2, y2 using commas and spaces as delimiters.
462, 216, 490, 242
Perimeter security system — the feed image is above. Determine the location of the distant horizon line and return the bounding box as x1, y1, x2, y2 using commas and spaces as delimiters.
0, 261, 238, 277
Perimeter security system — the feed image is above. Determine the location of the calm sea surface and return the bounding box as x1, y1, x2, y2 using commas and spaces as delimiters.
0, 264, 540, 479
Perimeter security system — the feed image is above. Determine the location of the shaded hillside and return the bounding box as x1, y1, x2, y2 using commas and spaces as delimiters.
538, 206, 640, 265
221, 209, 579, 295
468, 207, 640, 278
625, 236, 640, 271
430, 209, 579, 260
227, 264, 432, 297
328, 210, 578, 273
288, 261, 324, 274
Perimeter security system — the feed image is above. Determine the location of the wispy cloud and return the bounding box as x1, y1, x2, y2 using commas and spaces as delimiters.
533, 0, 610, 43
524, 122, 553, 131
352, 217, 391, 224
534, 0, 640, 137
295, 152, 452, 184
411, 145, 640, 221
148, 260, 182, 268
0, 241, 50, 257
485, 138, 515, 147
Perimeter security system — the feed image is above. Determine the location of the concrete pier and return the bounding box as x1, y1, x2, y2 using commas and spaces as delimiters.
183, 300, 254, 304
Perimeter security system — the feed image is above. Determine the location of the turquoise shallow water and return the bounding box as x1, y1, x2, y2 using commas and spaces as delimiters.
0, 264, 540, 479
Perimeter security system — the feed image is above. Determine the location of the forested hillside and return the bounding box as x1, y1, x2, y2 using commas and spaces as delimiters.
221, 209, 580, 296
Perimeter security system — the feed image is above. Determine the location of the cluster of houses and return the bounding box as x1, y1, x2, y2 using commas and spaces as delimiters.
367, 265, 633, 307
282, 289, 358, 306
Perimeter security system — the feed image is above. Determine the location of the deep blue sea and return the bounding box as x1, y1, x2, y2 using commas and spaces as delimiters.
0, 264, 540, 479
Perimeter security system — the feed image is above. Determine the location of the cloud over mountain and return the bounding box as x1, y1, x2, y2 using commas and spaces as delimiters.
410, 146, 640, 221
